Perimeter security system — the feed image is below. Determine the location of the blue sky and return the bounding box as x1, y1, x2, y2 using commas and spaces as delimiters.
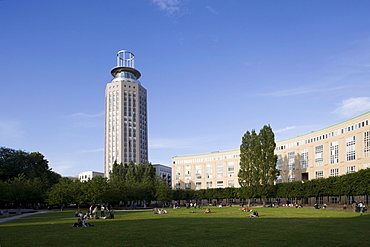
1, 0, 370, 177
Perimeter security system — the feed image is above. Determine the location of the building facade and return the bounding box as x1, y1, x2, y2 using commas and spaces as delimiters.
275, 111, 370, 183
78, 171, 104, 182
152, 164, 172, 187
172, 149, 241, 190
104, 51, 148, 177
172, 111, 370, 189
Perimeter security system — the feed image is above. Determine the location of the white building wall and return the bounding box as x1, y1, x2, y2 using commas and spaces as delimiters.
78, 171, 104, 182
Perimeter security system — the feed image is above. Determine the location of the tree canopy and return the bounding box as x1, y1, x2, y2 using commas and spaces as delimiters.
0, 147, 61, 207
0, 147, 61, 184
238, 125, 279, 205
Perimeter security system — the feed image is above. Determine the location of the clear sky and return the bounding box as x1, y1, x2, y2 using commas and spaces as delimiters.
1, 0, 370, 177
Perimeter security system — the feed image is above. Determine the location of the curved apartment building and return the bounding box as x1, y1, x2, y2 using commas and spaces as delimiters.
172, 111, 370, 189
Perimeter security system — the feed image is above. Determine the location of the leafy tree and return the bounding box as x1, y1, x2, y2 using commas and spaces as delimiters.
155, 179, 173, 207
141, 163, 158, 203
84, 175, 110, 204
109, 161, 128, 202
238, 129, 259, 204
0, 180, 6, 205
258, 125, 279, 202
109, 161, 158, 206
0, 147, 61, 186
238, 126, 279, 206
125, 161, 141, 201
71, 180, 88, 209
46, 177, 74, 210
0, 148, 27, 180
172, 189, 195, 202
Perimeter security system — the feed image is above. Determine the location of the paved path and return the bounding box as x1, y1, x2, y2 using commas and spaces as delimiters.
0, 210, 49, 224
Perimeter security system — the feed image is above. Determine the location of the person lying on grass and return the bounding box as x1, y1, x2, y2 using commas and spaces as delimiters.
247, 211, 259, 217
154, 208, 167, 214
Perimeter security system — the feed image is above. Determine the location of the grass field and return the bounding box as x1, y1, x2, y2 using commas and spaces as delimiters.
0, 206, 369, 247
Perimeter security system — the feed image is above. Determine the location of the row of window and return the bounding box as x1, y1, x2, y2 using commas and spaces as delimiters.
177, 162, 235, 180
276, 118, 370, 151
279, 133, 370, 170
175, 180, 236, 190
174, 153, 239, 165
108, 84, 137, 89
277, 165, 360, 183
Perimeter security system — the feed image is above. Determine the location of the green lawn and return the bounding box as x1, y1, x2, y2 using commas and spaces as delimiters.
0, 207, 369, 247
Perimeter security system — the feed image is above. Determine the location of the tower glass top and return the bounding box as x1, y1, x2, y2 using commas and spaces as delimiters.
117, 50, 135, 68
111, 50, 141, 80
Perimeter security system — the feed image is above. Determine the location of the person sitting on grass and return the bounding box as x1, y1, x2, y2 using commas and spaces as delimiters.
101, 212, 115, 219
82, 215, 94, 227
204, 208, 211, 214
247, 211, 259, 217
72, 217, 83, 227
75, 211, 83, 217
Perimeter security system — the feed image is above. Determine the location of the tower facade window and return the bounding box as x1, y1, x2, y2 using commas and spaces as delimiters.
364, 131, 370, 158
301, 149, 308, 168
346, 136, 356, 161
315, 145, 323, 166
330, 141, 339, 164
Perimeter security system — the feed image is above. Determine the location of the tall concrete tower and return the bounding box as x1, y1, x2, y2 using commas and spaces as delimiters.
104, 50, 148, 177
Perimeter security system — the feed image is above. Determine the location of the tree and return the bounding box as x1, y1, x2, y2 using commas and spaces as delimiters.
3, 174, 44, 207
258, 125, 279, 203
155, 179, 173, 207
238, 129, 260, 205
141, 163, 158, 204
85, 176, 110, 205
0, 147, 61, 186
109, 161, 158, 206
238, 125, 279, 206
46, 177, 74, 210
109, 161, 128, 203
71, 180, 88, 210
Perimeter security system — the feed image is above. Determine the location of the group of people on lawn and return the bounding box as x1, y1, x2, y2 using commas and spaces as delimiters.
72, 214, 94, 227
72, 204, 114, 227
74, 204, 260, 227
351, 201, 366, 213
86, 204, 113, 219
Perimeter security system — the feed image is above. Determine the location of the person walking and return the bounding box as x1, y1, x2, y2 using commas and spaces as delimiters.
93, 206, 98, 219
101, 205, 105, 217
358, 201, 365, 213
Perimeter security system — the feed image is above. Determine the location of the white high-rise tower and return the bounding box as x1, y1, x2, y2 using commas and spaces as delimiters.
104, 50, 148, 177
